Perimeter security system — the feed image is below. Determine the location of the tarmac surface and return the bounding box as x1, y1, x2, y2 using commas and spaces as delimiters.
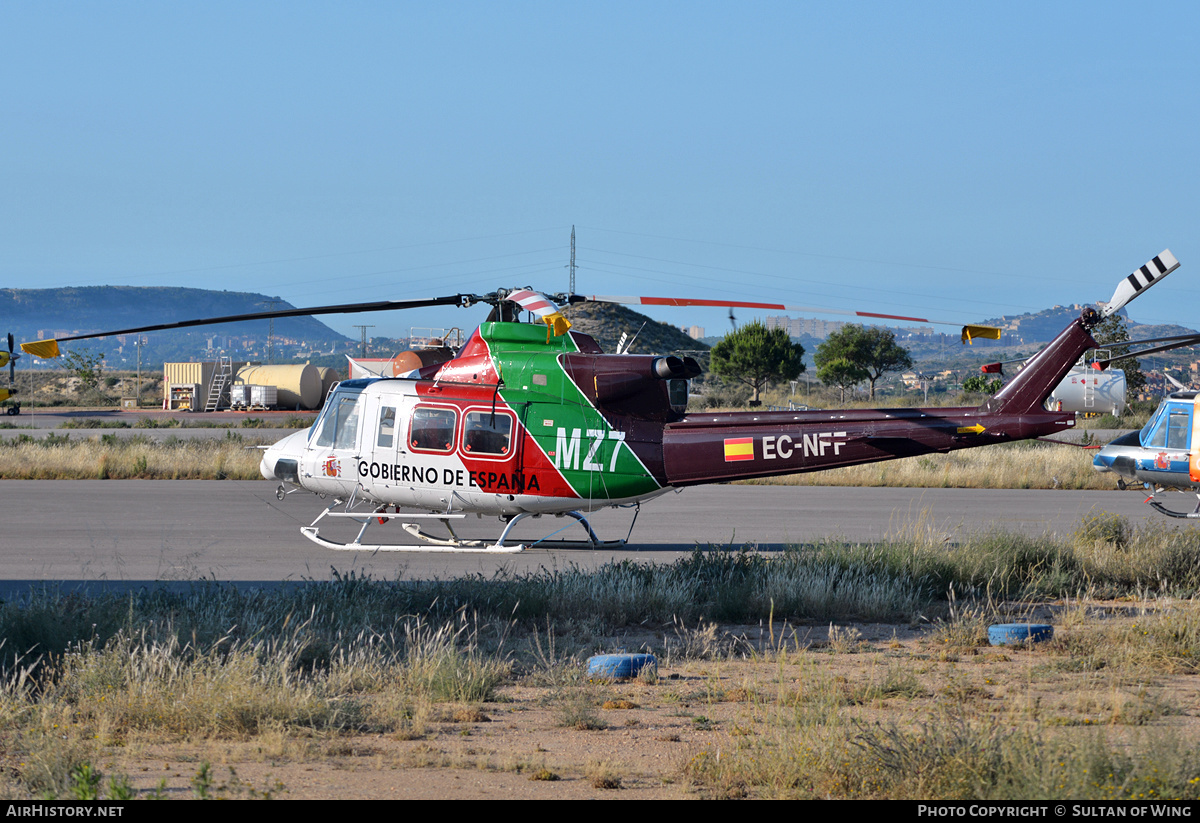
0, 480, 1165, 598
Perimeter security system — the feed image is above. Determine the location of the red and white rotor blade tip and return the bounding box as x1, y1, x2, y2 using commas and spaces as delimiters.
585, 295, 959, 329
506, 289, 571, 335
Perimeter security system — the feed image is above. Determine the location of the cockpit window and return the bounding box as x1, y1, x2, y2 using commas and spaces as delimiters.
1141, 403, 1192, 451
314, 390, 363, 449
1168, 407, 1192, 450
377, 406, 397, 448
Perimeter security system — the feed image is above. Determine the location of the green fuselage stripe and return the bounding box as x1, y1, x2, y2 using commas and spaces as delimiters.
480, 322, 661, 500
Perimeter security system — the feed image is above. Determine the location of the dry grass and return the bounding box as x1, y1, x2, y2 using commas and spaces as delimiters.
737, 440, 1109, 490
0, 435, 262, 479
4, 519, 1200, 798
4, 577, 1200, 798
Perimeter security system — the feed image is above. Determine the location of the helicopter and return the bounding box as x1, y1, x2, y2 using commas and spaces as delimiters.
1091, 350, 1200, 519
21, 250, 1182, 551
0, 334, 21, 415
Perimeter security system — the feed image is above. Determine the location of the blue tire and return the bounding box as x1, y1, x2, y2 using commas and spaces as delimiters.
988, 623, 1053, 646
586, 653, 657, 680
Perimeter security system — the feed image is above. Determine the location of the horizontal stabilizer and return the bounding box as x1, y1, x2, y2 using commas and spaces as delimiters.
1102, 250, 1179, 317
20, 340, 60, 359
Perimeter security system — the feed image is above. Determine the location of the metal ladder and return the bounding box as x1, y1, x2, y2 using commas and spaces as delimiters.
205, 357, 232, 412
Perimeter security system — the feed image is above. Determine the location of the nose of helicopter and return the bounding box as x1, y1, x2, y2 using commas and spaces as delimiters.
1092, 449, 1114, 473
1091, 430, 1142, 481
260, 429, 309, 482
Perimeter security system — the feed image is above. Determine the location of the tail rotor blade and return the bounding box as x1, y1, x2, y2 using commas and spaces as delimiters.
1102, 250, 1179, 317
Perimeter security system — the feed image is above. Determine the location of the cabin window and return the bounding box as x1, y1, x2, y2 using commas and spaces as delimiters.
1168, 407, 1192, 450
314, 390, 363, 449
410, 407, 456, 452
377, 406, 397, 448
463, 410, 513, 455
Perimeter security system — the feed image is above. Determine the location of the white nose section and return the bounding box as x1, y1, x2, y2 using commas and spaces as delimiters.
260, 429, 310, 481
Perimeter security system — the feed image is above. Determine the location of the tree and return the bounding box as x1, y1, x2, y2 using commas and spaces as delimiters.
59, 348, 105, 393
1091, 313, 1146, 397
709, 321, 805, 406
815, 325, 914, 401
815, 356, 868, 404
962, 375, 1003, 395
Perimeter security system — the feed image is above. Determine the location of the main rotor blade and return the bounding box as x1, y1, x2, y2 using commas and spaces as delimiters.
1094, 334, 1200, 367
1103, 332, 1200, 348
581, 295, 969, 327
21, 294, 483, 358
581, 294, 1000, 343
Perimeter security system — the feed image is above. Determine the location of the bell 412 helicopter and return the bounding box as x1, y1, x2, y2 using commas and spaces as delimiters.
21, 250, 1183, 550
1091, 347, 1200, 520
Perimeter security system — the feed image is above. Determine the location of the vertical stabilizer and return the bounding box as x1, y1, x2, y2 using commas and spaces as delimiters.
979, 309, 1100, 416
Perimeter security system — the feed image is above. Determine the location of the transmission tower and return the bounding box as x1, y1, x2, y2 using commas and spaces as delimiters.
263, 299, 282, 364
353, 325, 374, 358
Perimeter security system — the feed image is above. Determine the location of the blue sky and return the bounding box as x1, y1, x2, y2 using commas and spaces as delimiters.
3, 2, 1198, 339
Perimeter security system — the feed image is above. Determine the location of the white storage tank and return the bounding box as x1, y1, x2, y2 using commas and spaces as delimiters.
1048, 366, 1126, 415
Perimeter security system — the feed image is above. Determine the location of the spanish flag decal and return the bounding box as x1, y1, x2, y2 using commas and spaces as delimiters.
723, 437, 754, 462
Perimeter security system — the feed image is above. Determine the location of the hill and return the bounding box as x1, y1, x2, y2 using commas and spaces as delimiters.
560, 301, 709, 355
1, 286, 351, 367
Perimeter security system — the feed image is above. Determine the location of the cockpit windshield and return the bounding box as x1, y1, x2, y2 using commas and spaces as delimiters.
312, 388, 364, 449
1140, 402, 1193, 450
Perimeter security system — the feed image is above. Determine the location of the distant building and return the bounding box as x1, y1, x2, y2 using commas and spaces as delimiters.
764, 316, 844, 338
684, 325, 705, 340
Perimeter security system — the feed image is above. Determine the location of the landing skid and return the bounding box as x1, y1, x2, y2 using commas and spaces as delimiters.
1145, 489, 1200, 519
298, 499, 632, 553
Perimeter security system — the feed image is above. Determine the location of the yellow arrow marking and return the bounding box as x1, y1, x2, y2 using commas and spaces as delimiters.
957, 424, 986, 434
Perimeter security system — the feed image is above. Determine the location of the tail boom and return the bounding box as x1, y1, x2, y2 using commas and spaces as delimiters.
662, 407, 1074, 485
664, 309, 1099, 486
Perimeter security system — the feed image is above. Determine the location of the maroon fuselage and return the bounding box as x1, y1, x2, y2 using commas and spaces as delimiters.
660, 406, 1075, 485
576, 309, 1098, 488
